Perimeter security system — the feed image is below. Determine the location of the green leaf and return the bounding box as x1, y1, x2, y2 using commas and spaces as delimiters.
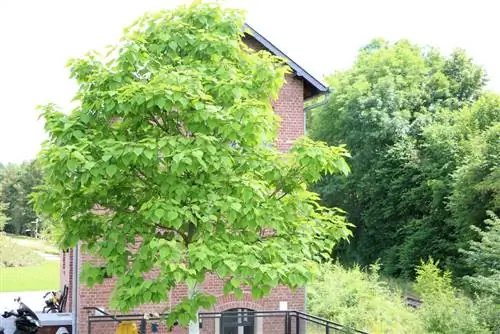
230, 203, 242, 212
133, 147, 144, 156
224, 260, 238, 272
242, 188, 252, 201
144, 150, 154, 160
233, 288, 243, 299
167, 211, 178, 220
106, 164, 118, 177
67, 159, 78, 171
144, 290, 152, 302
154, 208, 165, 219
159, 247, 170, 258
80, 113, 90, 123
216, 266, 228, 278
230, 278, 240, 287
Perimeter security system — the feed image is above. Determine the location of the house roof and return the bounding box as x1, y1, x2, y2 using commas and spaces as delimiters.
243, 23, 328, 100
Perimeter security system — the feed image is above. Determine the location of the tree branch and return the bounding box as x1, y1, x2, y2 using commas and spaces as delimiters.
186, 222, 195, 246
154, 223, 189, 245
150, 114, 169, 133
276, 192, 289, 201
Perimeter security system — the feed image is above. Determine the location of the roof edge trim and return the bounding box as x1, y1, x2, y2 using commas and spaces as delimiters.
243, 23, 328, 94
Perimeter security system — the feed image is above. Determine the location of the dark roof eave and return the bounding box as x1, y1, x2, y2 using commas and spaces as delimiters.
243, 23, 328, 99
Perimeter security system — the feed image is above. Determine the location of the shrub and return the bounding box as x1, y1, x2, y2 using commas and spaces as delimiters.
472, 296, 500, 334
307, 262, 424, 333
461, 211, 500, 301
308, 261, 499, 333
0, 233, 44, 267
414, 259, 491, 334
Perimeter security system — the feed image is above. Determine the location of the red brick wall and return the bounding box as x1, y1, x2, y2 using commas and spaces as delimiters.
78, 273, 304, 334
273, 73, 304, 152
66, 39, 307, 333
244, 34, 306, 152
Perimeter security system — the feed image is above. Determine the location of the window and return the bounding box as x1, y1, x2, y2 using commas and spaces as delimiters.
221, 308, 255, 334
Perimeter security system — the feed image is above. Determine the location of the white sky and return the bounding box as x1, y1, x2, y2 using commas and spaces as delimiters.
0, 0, 499, 163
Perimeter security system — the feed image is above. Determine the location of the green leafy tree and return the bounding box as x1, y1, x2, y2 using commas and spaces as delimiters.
461, 212, 500, 301
422, 95, 500, 275
0, 165, 7, 231
0, 200, 8, 231
34, 2, 351, 329
310, 39, 488, 277
0, 161, 43, 235
448, 106, 500, 255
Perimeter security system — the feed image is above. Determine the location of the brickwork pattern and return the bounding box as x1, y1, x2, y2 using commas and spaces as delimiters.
273, 73, 304, 152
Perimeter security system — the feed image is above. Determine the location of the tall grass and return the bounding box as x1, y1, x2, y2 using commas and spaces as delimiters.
307, 261, 499, 334
414, 259, 496, 334
307, 263, 424, 334
0, 233, 44, 267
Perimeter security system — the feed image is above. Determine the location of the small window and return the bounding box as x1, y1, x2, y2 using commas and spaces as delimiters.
221, 308, 254, 334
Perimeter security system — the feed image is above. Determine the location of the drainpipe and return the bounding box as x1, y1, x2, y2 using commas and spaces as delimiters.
71, 244, 79, 334
302, 90, 330, 318
303, 90, 330, 135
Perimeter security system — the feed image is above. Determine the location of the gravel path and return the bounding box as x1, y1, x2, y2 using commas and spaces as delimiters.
34, 251, 59, 261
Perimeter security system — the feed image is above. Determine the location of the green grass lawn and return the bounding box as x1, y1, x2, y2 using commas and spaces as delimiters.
0, 261, 60, 292
6, 233, 59, 255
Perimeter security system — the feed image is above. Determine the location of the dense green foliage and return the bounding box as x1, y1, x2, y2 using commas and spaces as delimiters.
461, 212, 500, 301
414, 260, 497, 334
308, 263, 424, 333
0, 199, 7, 231
308, 261, 499, 334
311, 39, 500, 278
0, 161, 43, 235
34, 2, 351, 327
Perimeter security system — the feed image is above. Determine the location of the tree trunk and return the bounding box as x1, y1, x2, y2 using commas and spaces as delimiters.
188, 284, 200, 334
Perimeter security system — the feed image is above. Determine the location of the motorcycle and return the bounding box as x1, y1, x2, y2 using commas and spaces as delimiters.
0, 297, 69, 334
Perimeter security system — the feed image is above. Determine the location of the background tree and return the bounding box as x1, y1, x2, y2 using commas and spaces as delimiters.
34, 2, 351, 329
0, 198, 8, 231
448, 107, 500, 259
0, 161, 43, 235
310, 39, 498, 277
461, 212, 500, 301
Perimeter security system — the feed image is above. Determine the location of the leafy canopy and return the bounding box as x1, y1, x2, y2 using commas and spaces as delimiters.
461, 212, 500, 301
0, 161, 43, 235
0, 201, 7, 232
34, 2, 350, 326
310, 38, 498, 277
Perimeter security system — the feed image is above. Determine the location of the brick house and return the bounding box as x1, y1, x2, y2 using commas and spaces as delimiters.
61, 24, 328, 334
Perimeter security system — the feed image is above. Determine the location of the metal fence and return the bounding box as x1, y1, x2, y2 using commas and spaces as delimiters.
85, 308, 368, 334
